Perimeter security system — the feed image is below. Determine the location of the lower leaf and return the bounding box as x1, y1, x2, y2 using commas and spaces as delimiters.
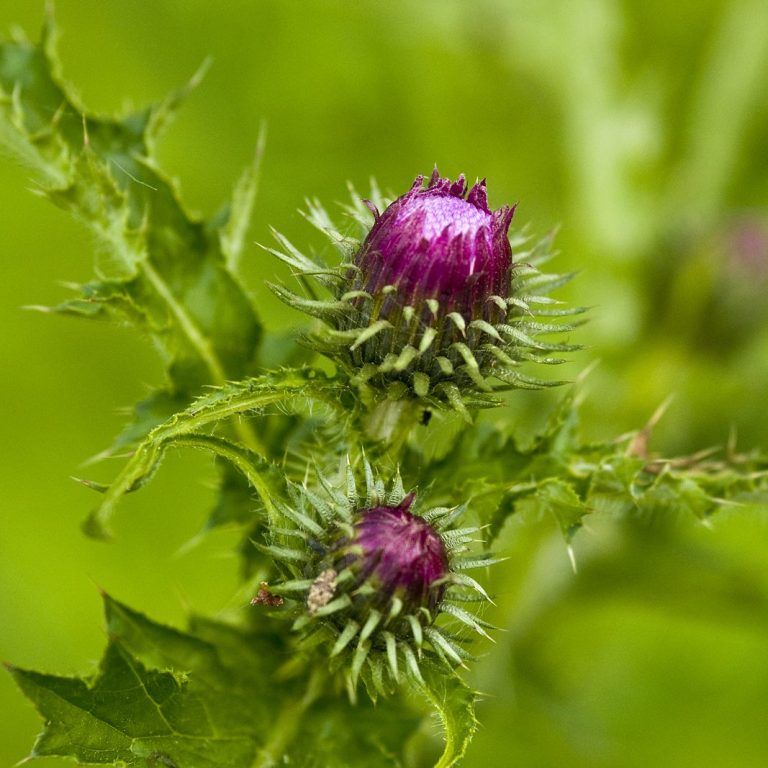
9, 594, 424, 768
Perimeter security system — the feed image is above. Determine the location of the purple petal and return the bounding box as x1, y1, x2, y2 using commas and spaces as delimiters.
352, 502, 449, 611
354, 170, 512, 318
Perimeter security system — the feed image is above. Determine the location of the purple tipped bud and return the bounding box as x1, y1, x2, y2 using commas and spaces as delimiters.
355, 169, 515, 317
263, 465, 494, 689
344, 495, 449, 614
270, 169, 574, 405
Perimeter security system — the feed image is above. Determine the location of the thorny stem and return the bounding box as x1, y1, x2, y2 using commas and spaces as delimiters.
251, 667, 326, 768
140, 260, 267, 457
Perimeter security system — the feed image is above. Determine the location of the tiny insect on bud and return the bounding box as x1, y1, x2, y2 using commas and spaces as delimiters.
250, 582, 284, 607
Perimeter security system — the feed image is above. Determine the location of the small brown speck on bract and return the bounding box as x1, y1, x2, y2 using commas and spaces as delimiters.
307, 568, 337, 614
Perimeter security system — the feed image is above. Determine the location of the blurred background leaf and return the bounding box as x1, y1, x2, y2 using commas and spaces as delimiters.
1, 1, 767, 765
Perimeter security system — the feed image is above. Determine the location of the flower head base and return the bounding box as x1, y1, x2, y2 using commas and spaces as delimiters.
254, 460, 498, 700
267, 170, 582, 413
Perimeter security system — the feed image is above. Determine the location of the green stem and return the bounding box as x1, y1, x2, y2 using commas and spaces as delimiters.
364, 398, 420, 458
169, 434, 279, 525
84, 374, 341, 538
251, 667, 326, 768
140, 260, 266, 456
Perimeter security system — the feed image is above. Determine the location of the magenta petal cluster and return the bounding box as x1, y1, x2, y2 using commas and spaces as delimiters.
351, 495, 449, 612
356, 168, 515, 314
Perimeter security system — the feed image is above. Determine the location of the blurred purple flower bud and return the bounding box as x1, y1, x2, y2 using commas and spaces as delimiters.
728, 217, 768, 280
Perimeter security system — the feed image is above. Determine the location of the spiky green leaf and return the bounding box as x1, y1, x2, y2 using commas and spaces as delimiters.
9, 595, 422, 768
0, 20, 262, 423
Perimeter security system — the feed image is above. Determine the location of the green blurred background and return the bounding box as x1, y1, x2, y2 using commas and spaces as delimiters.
2, 1, 768, 765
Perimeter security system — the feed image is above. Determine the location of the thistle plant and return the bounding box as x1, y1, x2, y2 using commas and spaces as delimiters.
4, 16, 768, 768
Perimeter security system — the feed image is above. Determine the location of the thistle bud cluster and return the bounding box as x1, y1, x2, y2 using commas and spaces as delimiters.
254, 169, 581, 696
255, 461, 498, 700
268, 169, 580, 412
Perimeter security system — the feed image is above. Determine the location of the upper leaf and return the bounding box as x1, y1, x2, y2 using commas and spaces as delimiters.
0, 17, 262, 446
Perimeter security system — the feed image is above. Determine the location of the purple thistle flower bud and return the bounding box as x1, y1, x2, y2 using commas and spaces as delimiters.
258, 462, 496, 696
331, 170, 526, 402
346, 494, 449, 614
354, 168, 514, 320
268, 169, 580, 410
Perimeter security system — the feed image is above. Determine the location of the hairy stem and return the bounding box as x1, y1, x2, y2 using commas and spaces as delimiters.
140, 261, 265, 455
364, 398, 422, 459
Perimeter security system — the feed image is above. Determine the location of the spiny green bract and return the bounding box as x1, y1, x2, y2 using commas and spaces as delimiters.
266, 177, 584, 416
254, 459, 500, 702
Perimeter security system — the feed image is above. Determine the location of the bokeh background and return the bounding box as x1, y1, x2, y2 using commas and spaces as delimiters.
2, 1, 768, 765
